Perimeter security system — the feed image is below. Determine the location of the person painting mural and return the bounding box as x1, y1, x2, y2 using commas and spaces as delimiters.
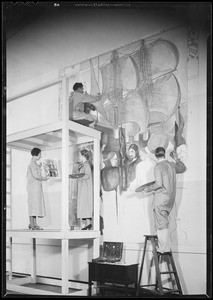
69, 82, 101, 127
76, 149, 93, 230
27, 148, 50, 230
143, 147, 186, 253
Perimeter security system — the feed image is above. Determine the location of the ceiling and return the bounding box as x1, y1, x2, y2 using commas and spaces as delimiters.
3, 2, 211, 93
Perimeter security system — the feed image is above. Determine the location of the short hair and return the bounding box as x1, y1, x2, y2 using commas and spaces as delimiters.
31, 148, 41, 156
73, 82, 83, 91
80, 149, 90, 160
155, 147, 165, 158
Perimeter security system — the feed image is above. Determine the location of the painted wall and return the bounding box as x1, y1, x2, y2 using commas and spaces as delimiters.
6, 6, 209, 295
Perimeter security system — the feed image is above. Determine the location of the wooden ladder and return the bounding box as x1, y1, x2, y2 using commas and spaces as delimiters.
137, 235, 183, 296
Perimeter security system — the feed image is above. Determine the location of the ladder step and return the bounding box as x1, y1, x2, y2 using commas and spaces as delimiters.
137, 235, 183, 296
162, 289, 182, 294
140, 284, 156, 287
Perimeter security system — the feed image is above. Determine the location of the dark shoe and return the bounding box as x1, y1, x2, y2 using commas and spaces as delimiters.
81, 224, 92, 230
28, 224, 35, 230
34, 225, 43, 230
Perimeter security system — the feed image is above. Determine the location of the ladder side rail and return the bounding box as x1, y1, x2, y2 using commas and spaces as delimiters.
151, 240, 164, 295
169, 253, 183, 294
137, 237, 148, 296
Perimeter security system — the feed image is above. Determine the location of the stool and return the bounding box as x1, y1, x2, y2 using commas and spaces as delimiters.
137, 235, 183, 296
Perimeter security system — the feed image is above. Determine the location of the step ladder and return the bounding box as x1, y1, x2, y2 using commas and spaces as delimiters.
137, 235, 183, 296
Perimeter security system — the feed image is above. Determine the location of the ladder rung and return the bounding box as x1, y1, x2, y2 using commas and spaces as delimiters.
160, 271, 176, 274
140, 284, 156, 287
163, 289, 182, 293
138, 236, 183, 296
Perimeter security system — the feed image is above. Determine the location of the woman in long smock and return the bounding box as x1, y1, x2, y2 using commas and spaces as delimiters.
27, 148, 49, 230
77, 149, 93, 230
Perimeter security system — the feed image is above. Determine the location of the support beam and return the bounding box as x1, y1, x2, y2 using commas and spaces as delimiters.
8, 238, 12, 280
61, 76, 70, 232
7, 79, 62, 103
30, 239, 36, 283
61, 239, 69, 294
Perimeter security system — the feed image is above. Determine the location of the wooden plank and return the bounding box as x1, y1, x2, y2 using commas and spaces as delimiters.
69, 289, 87, 296
5, 144, 31, 152
7, 121, 63, 143
6, 229, 100, 239
68, 121, 101, 140
30, 133, 62, 143
7, 79, 62, 103
6, 283, 62, 295
7, 276, 31, 285
8, 141, 49, 151
36, 276, 86, 290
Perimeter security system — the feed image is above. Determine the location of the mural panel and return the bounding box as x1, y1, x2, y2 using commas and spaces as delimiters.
60, 26, 188, 243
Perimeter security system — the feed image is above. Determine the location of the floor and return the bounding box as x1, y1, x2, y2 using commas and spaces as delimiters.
5, 275, 181, 297
5, 284, 167, 297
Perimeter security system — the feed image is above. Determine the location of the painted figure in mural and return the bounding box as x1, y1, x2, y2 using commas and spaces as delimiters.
76, 149, 93, 230
143, 147, 186, 253
27, 148, 50, 230
69, 82, 101, 127
126, 144, 142, 189
101, 152, 120, 192
134, 148, 156, 187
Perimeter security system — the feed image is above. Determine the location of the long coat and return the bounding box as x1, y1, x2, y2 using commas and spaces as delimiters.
77, 161, 93, 219
27, 159, 46, 217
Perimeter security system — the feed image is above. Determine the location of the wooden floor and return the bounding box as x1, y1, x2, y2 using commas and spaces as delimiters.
5, 275, 159, 297
5, 275, 82, 296
6, 285, 158, 297
7, 283, 80, 294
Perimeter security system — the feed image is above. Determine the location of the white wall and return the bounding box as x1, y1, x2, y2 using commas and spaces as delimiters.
7, 7, 184, 97
6, 6, 208, 296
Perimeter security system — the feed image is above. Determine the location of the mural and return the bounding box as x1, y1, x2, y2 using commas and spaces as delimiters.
60, 26, 188, 240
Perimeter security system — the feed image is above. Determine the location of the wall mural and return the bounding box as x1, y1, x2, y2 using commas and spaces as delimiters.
59, 26, 188, 240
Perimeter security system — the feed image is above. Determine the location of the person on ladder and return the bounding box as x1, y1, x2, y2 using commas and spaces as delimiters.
143, 147, 186, 253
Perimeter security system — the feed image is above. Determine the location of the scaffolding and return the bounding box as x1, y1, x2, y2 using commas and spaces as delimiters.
6, 76, 101, 295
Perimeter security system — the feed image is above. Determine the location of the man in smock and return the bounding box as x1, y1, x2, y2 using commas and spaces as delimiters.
143, 147, 186, 253
69, 82, 101, 126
